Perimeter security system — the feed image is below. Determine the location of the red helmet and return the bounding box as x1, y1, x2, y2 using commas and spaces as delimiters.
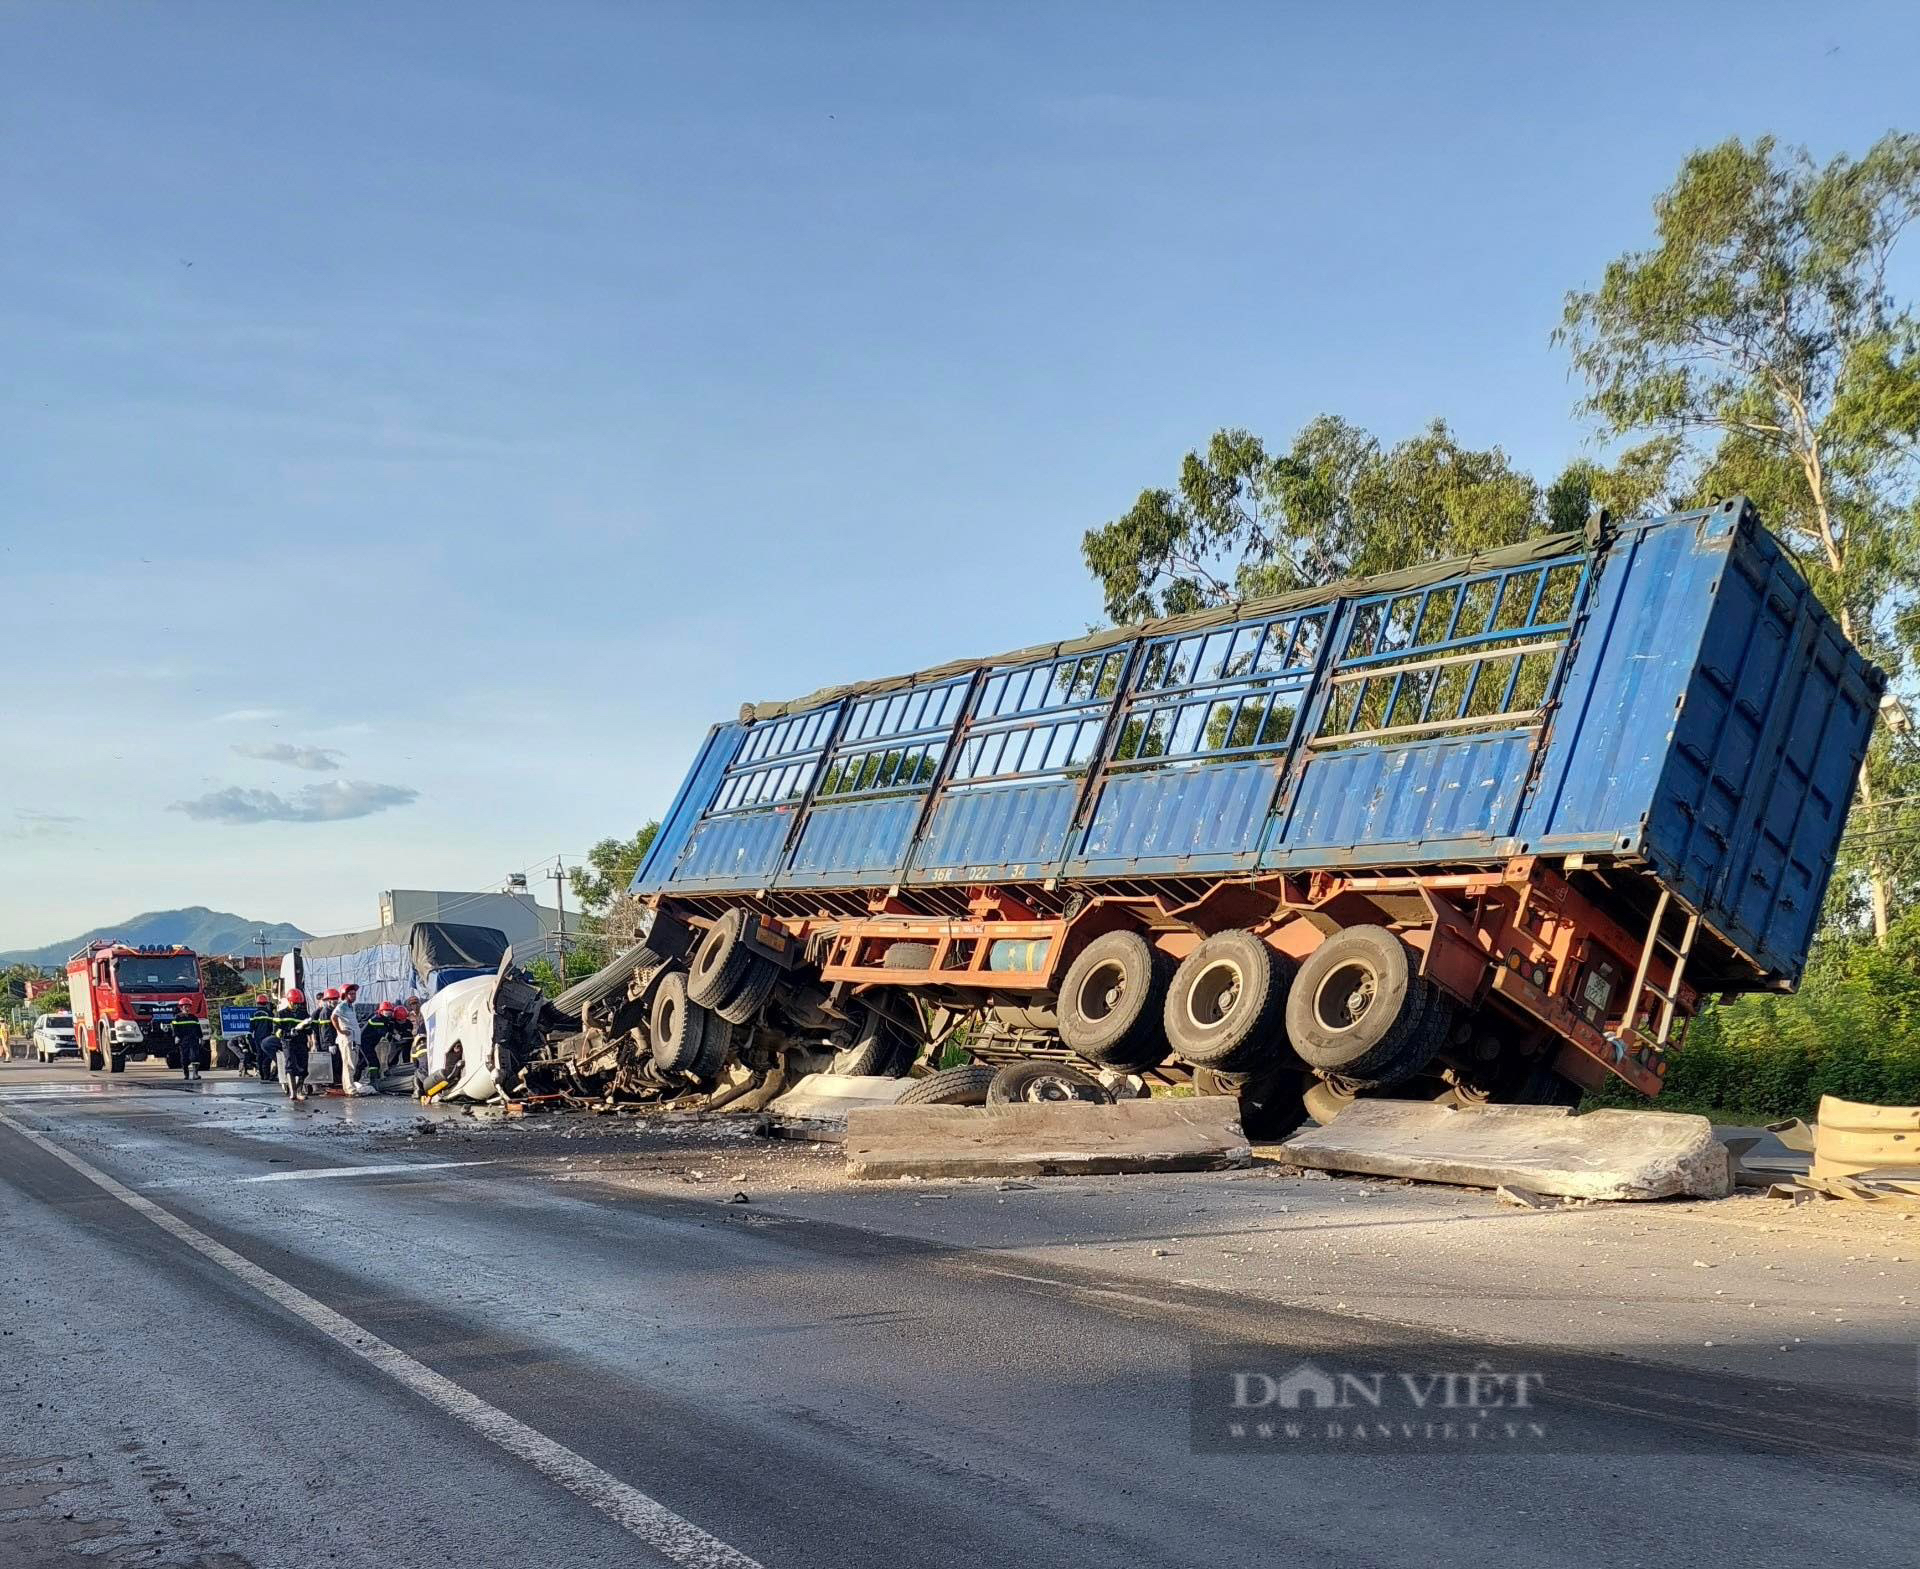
375, 1001, 393, 1016
256, 994, 272, 1007
343, 983, 359, 996
324, 988, 341, 1000
393, 1005, 409, 1021
287, 988, 305, 1007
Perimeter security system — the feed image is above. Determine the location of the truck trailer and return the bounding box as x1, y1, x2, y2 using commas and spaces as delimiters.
282, 921, 513, 1010
566, 499, 1879, 1135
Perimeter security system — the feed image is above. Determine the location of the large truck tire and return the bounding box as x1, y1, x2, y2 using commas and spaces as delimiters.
649, 971, 715, 1076
712, 957, 779, 1025
688, 911, 755, 1009
830, 1007, 911, 1077
986, 1061, 1111, 1104
894, 1065, 997, 1106
684, 1016, 736, 1087
85, 1045, 102, 1072
1237, 1064, 1312, 1142
1163, 929, 1292, 1072
882, 942, 935, 971
1286, 926, 1439, 1087
108, 1052, 126, 1074
1056, 931, 1172, 1070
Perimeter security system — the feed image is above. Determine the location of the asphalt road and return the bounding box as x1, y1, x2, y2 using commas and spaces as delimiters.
2, 1060, 1914, 1569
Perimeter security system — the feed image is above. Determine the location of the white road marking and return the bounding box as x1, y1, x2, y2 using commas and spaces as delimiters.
239, 1160, 495, 1183
0, 1109, 764, 1569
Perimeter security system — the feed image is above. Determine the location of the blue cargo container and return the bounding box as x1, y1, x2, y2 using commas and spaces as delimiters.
628, 500, 1880, 1112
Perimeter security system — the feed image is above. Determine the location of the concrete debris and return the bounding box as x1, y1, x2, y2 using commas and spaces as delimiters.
1495, 1184, 1559, 1210
763, 1074, 910, 1142
844, 1098, 1250, 1181
1280, 1102, 1731, 1201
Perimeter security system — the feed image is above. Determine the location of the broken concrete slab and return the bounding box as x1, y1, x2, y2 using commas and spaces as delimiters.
1280, 1101, 1731, 1201
763, 1074, 911, 1141
844, 1097, 1250, 1181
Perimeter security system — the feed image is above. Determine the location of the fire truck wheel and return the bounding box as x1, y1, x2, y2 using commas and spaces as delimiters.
1286, 926, 1437, 1086
85, 1046, 102, 1072
108, 1052, 126, 1074
688, 910, 755, 1009
1164, 929, 1292, 1073
894, 1065, 997, 1106
648, 971, 715, 1077
1056, 931, 1172, 1070
986, 1061, 1111, 1104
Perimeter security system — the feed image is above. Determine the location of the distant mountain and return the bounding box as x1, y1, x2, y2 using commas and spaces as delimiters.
0, 907, 311, 968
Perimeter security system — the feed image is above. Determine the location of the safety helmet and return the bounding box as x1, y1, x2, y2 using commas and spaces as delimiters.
375, 1001, 393, 1016
256, 994, 271, 1006
287, 988, 305, 1006
324, 988, 341, 1000
392, 1005, 410, 1021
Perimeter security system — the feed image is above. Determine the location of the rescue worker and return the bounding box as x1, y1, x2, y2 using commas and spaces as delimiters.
317, 988, 344, 1091
274, 988, 312, 1101
163, 1006, 205, 1083
247, 994, 276, 1079
360, 1001, 393, 1081
331, 984, 368, 1097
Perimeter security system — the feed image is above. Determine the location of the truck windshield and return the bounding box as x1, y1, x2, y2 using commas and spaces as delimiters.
113, 957, 200, 992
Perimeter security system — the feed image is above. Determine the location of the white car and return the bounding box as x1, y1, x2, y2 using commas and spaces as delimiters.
32, 1012, 79, 1062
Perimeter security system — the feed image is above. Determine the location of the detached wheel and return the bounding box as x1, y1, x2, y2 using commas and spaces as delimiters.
688, 910, 756, 1009
986, 1061, 1112, 1105
894, 1065, 997, 1106
649, 971, 715, 1076
1285, 926, 1439, 1087
1055, 931, 1172, 1070
1163, 930, 1291, 1073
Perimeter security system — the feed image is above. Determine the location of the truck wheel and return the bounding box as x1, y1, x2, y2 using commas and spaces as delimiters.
684, 1015, 735, 1087
882, 943, 934, 970
1056, 931, 1171, 1070
648, 972, 714, 1076
1163, 930, 1291, 1072
712, 956, 779, 1025
830, 1007, 908, 1077
894, 1065, 997, 1106
986, 1061, 1111, 1104
688, 910, 755, 1009
1285, 926, 1438, 1087
108, 1052, 126, 1074
85, 1046, 102, 1072
1237, 1065, 1312, 1142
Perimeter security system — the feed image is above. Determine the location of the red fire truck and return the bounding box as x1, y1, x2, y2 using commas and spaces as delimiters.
66, 942, 208, 1073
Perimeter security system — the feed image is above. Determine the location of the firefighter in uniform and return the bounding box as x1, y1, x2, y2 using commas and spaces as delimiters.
275, 988, 313, 1101
360, 1002, 393, 1085
247, 994, 276, 1078
161, 1006, 205, 1083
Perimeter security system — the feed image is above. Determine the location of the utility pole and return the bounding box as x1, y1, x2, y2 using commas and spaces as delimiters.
550, 862, 567, 980
254, 931, 270, 997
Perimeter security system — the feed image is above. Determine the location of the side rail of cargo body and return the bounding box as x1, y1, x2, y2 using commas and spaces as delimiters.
640, 499, 1881, 998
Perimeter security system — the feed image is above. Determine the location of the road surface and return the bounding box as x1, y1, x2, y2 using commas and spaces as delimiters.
2, 1059, 1914, 1568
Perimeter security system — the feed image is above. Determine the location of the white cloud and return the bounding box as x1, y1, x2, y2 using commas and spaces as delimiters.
173, 780, 419, 825
232, 742, 343, 771
6, 808, 82, 840
209, 707, 285, 724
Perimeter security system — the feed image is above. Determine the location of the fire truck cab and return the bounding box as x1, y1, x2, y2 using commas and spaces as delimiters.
66, 942, 208, 1073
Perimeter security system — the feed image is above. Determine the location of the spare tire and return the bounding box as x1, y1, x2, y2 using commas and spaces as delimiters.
1163, 930, 1292, 1073
1056, 931, 1172, 1070
1286, 926, 1436, 1087
986, 1061, 1112, 1105
688, 910, 755, 1009
894, 1065, 997, 1106
882, 943, 935, 971
649, 971, 714, 1076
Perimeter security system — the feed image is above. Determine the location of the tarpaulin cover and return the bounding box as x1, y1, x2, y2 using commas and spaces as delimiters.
297, 922, 509, 1007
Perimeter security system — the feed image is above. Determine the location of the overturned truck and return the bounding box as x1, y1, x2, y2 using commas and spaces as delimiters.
558, 500, 1881, 1135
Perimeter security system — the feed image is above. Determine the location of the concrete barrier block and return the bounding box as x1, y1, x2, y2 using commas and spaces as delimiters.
1281, 1101, 1731, 1201
844, 1097, 1251, 1180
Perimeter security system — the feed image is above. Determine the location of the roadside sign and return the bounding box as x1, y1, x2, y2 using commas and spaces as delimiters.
219, 1005, 257, 1038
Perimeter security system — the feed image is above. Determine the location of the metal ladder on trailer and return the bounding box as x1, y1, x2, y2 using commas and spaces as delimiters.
1621, 888, 1701, 1050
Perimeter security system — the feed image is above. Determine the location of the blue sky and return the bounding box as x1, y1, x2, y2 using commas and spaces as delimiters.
3, 0, 1917, 949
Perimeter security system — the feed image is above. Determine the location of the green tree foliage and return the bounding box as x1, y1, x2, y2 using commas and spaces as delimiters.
201, 958, 249, 998
1560, 133, 1920, 937
1082, 418, 1558, 624
567, 824, 660, 918
30, 984, 70, 1015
